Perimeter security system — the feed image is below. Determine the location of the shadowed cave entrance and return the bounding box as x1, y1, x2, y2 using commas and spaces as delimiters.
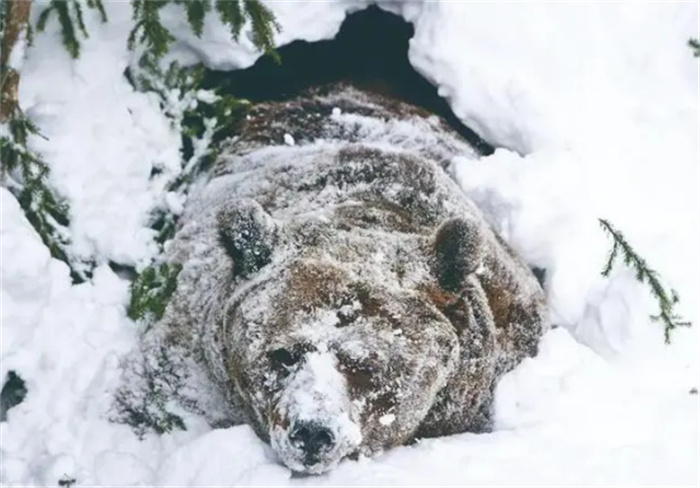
202, 6, 495, 156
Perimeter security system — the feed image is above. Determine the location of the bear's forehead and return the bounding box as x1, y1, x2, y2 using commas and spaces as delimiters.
285, 309, 405, 348
284, 221, 430, 269
232, 272, 424, 355
226, 228, 456, 365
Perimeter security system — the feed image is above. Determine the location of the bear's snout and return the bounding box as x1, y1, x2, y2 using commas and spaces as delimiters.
269, 351, 362, 474
289, 421, 335, 463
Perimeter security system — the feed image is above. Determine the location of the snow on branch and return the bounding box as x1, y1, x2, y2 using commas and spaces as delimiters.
36, 0, 107, 59
129, 0, 280, 61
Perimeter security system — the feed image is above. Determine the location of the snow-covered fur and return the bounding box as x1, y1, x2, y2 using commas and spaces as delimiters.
117, 85, 548, 474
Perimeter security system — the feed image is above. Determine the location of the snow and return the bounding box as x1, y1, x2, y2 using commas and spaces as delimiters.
379, 414, 396, 426
2, 1, 698, 487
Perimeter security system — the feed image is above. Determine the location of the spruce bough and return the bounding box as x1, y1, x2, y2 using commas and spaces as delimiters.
36, 0, 107, 59
129, 0, 280, 61
599, 218, 691, 344
127, 263, 182, 324
35, 0, 280, 61
0, 106, 78, 279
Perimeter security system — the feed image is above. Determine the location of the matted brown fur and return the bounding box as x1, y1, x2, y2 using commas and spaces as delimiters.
115, 83, 549, 474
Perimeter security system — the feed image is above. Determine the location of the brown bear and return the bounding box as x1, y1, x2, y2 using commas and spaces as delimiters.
116, 84, 549, 475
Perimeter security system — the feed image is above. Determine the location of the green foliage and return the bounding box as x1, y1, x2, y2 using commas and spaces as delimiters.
127, 262, 182, 323
0, 107, 78, 278
599, 218, 691, 344
124, 56, 248, 341
123, 54, 250, 335
240, 0, 279, 62
214, 0, 244, 41
176, 0, 211, 37
689, 38, 700, 58
27, 0, 280, 61
127, 54, 249, 278
129, 0, 279, 61
151, 208, 178, 245
128, 0, 174, 60
119, 261, 188, 439
133, 53, 250, 191
36, 0, 107, 59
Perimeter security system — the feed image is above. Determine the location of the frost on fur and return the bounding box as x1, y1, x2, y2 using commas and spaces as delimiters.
114, 85, 548, 473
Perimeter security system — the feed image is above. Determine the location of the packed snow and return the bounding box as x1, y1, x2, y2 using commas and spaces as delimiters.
2, 1, 698, 486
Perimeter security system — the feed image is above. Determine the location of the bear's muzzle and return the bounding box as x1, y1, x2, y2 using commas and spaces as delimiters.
269, 351, 362, 474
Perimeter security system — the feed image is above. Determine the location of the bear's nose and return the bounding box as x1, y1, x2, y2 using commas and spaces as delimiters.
289, 422, 335, 458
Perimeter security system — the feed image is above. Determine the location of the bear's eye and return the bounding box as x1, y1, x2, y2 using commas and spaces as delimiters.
268, 348, 299, 368
337, 352, 378, 391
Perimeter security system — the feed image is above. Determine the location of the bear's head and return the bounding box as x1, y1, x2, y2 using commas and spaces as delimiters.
215, 199, 483, 474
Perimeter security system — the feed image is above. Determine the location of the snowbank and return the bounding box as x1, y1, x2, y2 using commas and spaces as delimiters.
2, 1, 698, 486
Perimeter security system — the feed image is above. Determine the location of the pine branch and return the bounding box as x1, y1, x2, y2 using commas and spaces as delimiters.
127, 54, 249, 247
598, 218, 691, 343
175, 0, 211, 38
35, 5, 54, 33
215, 0, 243, 40
35, 0, 108, 59
131, 54, 249, 188
127, 262, 182, 322
129, 0, 279, 61
56, 1, 80, 58
1, 106, 80, 281
601, 239, 619, 277
243, 0, 279, 61
128, 0, 174, 59
72, 0, 88, 39
86, 0, 107, 23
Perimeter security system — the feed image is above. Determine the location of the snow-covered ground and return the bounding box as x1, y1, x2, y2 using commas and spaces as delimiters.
2, 2, 698, 486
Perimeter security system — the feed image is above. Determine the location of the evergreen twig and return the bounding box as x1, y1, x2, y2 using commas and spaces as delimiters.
130, 54, 249, 243
132, 54, 249, 192
36, 0, 108, 59
599, 218, 691, 343
175, 0, 211, 37
0, 105, 82, 281
1, 0, 79, 280
128, 0, 174, 59
129, 0, 279, 61
215, 0, 244, 40
243, 0, 279, 62
127, 262, 182, 323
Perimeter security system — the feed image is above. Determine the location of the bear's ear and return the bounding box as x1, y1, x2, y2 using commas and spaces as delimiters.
433, 217, 486, 292
217, 199, 278, 279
